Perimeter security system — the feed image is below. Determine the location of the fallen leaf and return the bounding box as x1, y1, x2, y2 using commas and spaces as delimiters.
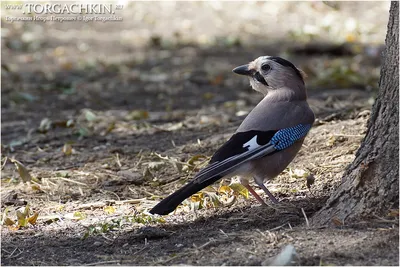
22, 205, 30, 217
31, 184, 41, 191
387, 209, 399, 217
60, 61, 73, 70
10, 158, 32, 182
56, 171, 70, 178
40, 215, 61, 224
3, 217, 15, 226
105, 121, 116, 135
290, 168, 309, 178
204, 192, 221, 207
38, 118, 52, 133
84, 109, 97, 122
104, 206, 116, 215
65, 212, 86, 221
57, 205, 65, 212
63, 144, 73, 156
53, 46, 65, 57
326, 136, 336, 147
186, 155, 208, 171
218, 185, 232, 194
16, 210, 28, 227
229, 183, 249, 198
147, 161, 165, 170
203, 92, 215, 100
165, 122, 183, 131
331, 217, 343, 226
126, 110, 149, 120
190, 200, 201, 211
78, 127, 91, 137
28, 212, 39, 225
345, 33, 357, 43
73, 211, 86, 220
7, 225, 19, 231
191, 192, 204, 203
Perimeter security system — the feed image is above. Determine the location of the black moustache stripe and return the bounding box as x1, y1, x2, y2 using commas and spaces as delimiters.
254, 72, 268, 86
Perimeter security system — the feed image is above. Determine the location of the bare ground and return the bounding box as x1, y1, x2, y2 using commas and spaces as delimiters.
1, 2, 398, 266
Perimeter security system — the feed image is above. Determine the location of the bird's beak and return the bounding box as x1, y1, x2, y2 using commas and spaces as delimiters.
232, 64, 252, 76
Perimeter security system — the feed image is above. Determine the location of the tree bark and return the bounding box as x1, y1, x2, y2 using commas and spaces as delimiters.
311, 1, 399, 226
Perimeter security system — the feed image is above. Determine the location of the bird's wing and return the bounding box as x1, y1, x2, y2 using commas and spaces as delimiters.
193, 124, 312, 184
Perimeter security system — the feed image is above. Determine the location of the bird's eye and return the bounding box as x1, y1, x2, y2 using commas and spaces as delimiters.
261, 64, 271, 72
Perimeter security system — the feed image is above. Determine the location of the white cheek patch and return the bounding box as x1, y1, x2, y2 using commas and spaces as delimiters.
243, 136, 260, 151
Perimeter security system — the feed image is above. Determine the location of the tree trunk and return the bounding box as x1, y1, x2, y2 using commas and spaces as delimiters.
311, 1, 399, 226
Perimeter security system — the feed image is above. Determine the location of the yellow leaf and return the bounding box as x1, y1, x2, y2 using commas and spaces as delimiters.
57, 205, 65, 212
187, 155, 208, 165
203, 92, 215, 100
126, 110, 149, 120
229, 183, 249, 198
218, 185, 232, 194
326, 136, 336, 147
60, 61, 73, 70
191, 192, 204, 202
73, 211, 86, 220
53, 46, 65, 57
104, 206, 116, 214
345, 33, 356, 43
63, 144, 73, 156
105, 122, 116, 134
23, 204, 30, 217
40, 215, 61, 224
3, 217, 15, 226
28, 212, 39, 225
8, 225, 19, 231
31, 184, 41, 191
10, 159, 32, 182
186, 155, 209, 171
17, 211, 28, 227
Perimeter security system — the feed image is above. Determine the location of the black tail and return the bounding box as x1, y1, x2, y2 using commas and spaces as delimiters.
149, 175, 222, 215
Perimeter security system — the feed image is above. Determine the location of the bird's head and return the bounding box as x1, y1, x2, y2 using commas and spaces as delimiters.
232, 56, 307, 97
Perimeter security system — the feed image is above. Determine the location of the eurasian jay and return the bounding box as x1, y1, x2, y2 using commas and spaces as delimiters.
150, 56, 315, 215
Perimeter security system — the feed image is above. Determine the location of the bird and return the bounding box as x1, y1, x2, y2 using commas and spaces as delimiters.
150, 56, 315, 215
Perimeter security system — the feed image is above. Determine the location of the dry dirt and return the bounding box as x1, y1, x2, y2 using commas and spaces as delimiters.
1, 1, 398, 266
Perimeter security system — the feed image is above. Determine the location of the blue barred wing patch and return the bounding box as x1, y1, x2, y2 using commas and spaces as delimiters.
271, 124, 312, 150
192, 124, 311, 184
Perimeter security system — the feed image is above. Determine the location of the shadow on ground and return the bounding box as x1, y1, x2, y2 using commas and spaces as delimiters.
3, 196, 397, 266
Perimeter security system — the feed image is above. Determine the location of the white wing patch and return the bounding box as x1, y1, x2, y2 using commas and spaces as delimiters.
243, 136, 261, 151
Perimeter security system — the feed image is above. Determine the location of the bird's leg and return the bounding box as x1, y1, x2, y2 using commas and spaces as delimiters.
240, 178, 268, 206
254, 181, 279, 204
